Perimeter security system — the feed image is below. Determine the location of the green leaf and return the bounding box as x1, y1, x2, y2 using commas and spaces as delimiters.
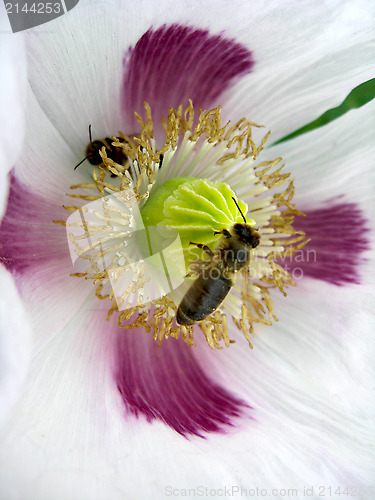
274, 78, 375, 145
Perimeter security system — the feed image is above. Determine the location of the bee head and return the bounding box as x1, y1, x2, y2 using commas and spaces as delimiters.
232, 223, 260, 248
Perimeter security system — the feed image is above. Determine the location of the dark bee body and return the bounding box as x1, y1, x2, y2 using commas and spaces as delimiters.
176, 223, 260, 326
176, 271, 233, 325
74, 126, 131, 174
85, 136, 128, 166
75, 126, 164, 174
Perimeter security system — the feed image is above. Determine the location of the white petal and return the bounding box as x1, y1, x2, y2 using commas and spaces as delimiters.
0, 9, 26, 218
21, 263, 97, 355
0, 305, 245, 499
0, 183, 97, 355
266, 98, 375, 284
0, 84, 93, 353
2, 281, 374, 497
26, 0, 151, 154
25, 0, 375, 151
196, 280, 375, 488
14, 88, 87, 197
222, 0, 375, 141
0, 265, 32, 426
266, 97, 375, 211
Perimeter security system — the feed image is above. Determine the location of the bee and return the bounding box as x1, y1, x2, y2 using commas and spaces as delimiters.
176, 198, 260, 326
74, 125, 130, 174
74, 125, 164, 174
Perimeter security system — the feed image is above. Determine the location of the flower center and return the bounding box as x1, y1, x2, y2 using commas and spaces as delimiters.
141, 177, 254, 267
63, 101, 307, 349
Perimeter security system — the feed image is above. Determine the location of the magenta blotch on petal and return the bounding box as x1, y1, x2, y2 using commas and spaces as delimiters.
122, 24, 254, 129
0, 171, 68, 275
285, 202, 370, 285
116, 332, 247, 436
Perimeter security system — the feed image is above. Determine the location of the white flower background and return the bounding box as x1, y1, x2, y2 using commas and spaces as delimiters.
0, 1, 375, 499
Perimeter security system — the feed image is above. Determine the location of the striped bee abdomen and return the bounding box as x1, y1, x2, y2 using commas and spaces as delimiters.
176, 273, 232, 325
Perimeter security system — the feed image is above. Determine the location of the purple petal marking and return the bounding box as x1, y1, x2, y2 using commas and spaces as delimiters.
116, 331, 247, 436
0, 171, 68, 275
285, 202, 370, 285
122, 24, 254, 129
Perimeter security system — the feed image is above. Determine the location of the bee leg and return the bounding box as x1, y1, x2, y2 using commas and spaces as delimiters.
214, 229, 231, 238
189, 242, 214, 257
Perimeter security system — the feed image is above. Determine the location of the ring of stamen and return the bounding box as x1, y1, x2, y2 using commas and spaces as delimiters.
62, 101, 307, 349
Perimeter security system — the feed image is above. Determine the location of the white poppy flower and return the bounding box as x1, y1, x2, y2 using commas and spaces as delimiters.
0, 1, 374, 499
